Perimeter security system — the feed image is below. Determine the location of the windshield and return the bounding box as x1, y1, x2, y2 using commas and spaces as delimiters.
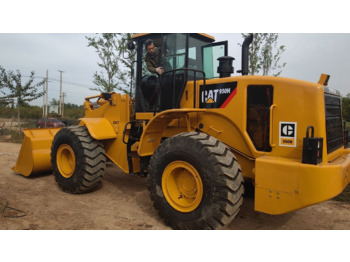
137, 34, 223, 83
163, 34, 225, 79
163, 34, 187, 71
202, 43, 226, 79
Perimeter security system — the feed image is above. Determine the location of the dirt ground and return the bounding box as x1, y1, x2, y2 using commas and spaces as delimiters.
1, 141, 350, 230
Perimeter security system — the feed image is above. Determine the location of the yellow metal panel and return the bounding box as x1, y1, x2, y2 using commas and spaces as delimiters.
255, 156, 300, 194
102, 137, 129, 173
137, 117, 174, 156
156, 69, 346, 216
192, 75, 328, 160
80, 118, 117, 140
131, 33, 152, 39
135, 112, 154, 120
12, 128, 61, 176
138, 109, 206, 156
82, 93, 132, 173
197, 33, 215, 41
255, 150, 350, 215
131, 33, 215, 41
318, 74, 330, 86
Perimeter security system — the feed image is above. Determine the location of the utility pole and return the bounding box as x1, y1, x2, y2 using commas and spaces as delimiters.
58, 70, 64, 115
62, 93, 66, 117
45, 70, 49, 118
43, 71, 47, 117
42, 75, 45, 117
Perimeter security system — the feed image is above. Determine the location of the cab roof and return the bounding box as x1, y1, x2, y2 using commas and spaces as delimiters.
131, 33, 215, 42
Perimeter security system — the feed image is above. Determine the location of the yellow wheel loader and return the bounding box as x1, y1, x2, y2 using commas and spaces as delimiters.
13, 33, 350, 229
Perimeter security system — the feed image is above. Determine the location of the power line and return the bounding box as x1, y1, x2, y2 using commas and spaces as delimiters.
20, 74, 96, 106
22, 75, 97, 90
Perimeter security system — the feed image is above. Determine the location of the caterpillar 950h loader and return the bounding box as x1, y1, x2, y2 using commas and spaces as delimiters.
13, 33, 350, 230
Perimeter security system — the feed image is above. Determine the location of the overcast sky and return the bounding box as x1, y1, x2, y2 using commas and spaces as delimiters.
1, 33, 350, 107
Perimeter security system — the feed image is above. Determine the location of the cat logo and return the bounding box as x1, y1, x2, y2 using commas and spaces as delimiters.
279, 122, 297, 147
281, 124, 295, 137
205, 97, 215, 103
199, 82, 237, 109
201, 90, 218, 104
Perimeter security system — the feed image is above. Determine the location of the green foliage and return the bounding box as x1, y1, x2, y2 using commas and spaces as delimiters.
0, 98, 8, 107
0, 129, 24, 143
0, 66, 44, 132
86, 33, 136, 96
86, 34, 124, 93
0, 105, 42, 119
241, 33, 286, 76
0, 66, 45, 106
342, 94, 350, 122
50, 98, 59, 106
64, 107, 84, 119
0, 99, 83, 120
116, 33, 136, 97
21, 106, 42, 119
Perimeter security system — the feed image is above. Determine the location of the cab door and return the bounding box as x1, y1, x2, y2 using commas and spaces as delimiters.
202, 41, 228, 79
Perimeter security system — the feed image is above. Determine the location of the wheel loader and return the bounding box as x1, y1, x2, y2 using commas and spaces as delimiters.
12, 33, 350, 230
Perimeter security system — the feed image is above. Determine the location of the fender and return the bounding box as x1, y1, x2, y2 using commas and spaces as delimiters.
79, 118, 117, 140
137, 109, 207, 157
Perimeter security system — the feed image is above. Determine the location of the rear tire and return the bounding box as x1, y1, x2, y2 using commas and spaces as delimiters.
51, 126, 106, 193
148, 132, 244, 230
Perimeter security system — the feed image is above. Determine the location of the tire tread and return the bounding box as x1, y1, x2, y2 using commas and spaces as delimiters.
51, 126, 106, 194
148, 131, 244, 230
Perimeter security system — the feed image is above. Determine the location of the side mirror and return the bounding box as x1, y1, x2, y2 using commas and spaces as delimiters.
127, 41, 135, 50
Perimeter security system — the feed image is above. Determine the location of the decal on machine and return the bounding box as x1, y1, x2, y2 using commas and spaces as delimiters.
199, 82, 237, 109
279, 122, 297, 147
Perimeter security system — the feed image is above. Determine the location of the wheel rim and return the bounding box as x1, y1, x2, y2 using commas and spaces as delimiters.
56, 144, 76, 178
162, 161, 203, 213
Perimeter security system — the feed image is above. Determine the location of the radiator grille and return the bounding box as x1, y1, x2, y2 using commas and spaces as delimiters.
324, 93, 343, 153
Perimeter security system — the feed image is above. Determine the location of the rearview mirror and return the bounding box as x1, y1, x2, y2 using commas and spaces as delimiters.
127, 41, 135, 50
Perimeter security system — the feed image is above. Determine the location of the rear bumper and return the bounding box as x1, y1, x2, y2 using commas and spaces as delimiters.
255, 148, 350, 215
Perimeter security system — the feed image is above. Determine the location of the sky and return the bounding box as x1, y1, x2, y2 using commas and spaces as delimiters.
1, 33, 350, 107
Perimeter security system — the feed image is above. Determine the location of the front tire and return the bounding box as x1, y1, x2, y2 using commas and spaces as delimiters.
51, 126, 106, 193
148, 132, 244, 230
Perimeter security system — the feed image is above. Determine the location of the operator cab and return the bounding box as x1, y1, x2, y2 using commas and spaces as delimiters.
131, 33, 228, 112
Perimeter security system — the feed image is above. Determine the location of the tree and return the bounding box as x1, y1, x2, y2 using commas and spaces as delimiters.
0, 95, 9, 107
241, 33, 286, 76
86, 33, 126, 93
0, 66, 44, 132
0, 66, 6, 102
116, 33, 136, 97
50, 98, 59, 106
343, 94, 350, 123
86, 33, 136, 96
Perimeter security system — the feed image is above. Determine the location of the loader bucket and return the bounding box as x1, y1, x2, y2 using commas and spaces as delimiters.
12, 128, 61, 176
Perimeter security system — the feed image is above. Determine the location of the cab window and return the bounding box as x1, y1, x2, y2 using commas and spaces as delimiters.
163, 34, 187, 71
202, 42, 227, 79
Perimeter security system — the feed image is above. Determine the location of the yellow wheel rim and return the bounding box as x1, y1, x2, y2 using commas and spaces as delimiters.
162, 161, 203, 213
57, 144, 76, 178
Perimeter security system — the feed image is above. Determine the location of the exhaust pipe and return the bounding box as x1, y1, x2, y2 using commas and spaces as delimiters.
217, 56, 235, 78
240, 33, 253, 76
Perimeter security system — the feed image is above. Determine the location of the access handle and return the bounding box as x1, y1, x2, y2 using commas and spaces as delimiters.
269, 104, 276, 147
305, 126, 315, 139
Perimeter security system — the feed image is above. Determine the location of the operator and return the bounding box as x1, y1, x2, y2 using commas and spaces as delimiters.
144, 39, 165, 75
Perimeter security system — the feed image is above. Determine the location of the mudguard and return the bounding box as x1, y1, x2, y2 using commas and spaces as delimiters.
79, 118, 117, 140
